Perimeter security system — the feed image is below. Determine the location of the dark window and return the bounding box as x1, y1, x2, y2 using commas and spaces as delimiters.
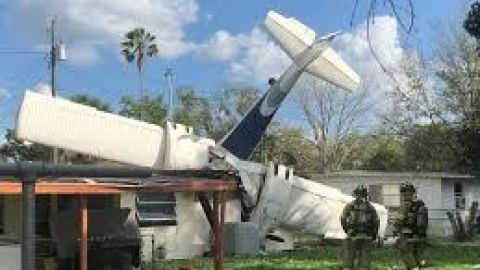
57, 195, 75, 211
368, 185, 383, 204
454, 183, 465, 209
87, 195, 115, 209
0, 196, 4, 234
136, 193, 177, 226
36, 195, 51, 238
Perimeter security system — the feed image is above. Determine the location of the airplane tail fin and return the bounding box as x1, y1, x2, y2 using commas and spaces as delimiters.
219, 11, 360, 160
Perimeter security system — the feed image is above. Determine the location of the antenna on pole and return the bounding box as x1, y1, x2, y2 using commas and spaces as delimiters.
164, 68, 175, 120
49, 16, 67, 98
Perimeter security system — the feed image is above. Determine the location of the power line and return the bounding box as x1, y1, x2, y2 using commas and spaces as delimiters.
0, 50, 45, 55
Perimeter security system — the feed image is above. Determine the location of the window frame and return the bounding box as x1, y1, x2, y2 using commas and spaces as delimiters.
136, 192, 177, 226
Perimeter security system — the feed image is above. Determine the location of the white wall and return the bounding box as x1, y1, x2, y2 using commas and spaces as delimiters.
2, 195, 21, 239
123, 191, 242, 260
314, 174, 451, 237
440, 179, 480, 236
0, 245, 21, 270
315, 176, 442, 209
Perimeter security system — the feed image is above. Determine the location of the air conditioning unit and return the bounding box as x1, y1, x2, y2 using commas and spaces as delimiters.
224, 222, 260, 256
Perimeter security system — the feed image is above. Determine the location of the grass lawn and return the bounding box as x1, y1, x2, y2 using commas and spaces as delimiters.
149, 243, 480, 270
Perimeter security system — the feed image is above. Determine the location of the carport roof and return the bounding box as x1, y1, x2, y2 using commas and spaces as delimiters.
0, 178, 238, 194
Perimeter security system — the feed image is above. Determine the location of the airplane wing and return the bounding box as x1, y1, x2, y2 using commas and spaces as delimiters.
264, 10, 360, 91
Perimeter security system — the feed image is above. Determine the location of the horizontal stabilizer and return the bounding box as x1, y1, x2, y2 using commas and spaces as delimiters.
265, 10, 360, 91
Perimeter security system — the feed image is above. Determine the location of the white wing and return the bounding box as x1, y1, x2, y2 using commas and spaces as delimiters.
15, 91, 164, 167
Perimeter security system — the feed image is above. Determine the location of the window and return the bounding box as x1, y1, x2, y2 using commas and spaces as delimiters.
367, 184, 401, 207
454, 183, 465, 209
382, 184, 401, 207
368, 185, 382, 204
136, 193, 177, 226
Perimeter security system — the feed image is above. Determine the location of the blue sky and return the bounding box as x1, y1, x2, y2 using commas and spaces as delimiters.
0, 1, 469, 139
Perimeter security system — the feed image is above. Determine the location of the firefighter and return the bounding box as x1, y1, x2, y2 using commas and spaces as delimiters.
341, 185, 380, 270
394, 183, 429, 269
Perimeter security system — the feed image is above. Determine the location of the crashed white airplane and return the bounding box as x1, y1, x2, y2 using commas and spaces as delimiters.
15, 11, 387, 258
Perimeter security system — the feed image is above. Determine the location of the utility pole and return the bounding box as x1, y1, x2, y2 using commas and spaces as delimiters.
48, 17, 66, 162
49, 18, 58, 163
50, 18, 57, 97
49, 17, 59, 163
165, 68, 175, 120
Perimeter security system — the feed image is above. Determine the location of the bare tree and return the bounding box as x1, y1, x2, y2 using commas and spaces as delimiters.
350, 0, 416, 88
383, 53, 444, 133
295, 76, 373, 172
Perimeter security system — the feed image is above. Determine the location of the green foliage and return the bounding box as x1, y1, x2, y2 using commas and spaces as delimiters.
457, 121, 480, 173
70, 94, 111, 112
121, 27, 159, 96
430, 26, 480, 172
251, 124, 319, 174
405, 124, 460, 171
224, 88, 260, 117
119, 95, 167, 126
0, 129, 50, 161
150, 244, 480, 270
208, 88, 261, 141
384, 25, 480, 173
436, 30, 480, 122
173, 88, 212, 135
121, 27, 158, 72
363, 136, 407, 171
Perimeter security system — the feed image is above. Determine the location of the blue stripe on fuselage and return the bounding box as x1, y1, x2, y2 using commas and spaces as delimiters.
221, 92, 278, 160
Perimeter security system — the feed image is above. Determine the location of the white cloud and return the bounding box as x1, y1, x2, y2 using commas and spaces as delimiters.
197, 30, 240, 61
11, 0, 199, 64
27, 83, 53, 96
198, 27, 289, 83
229, 27, 290, 82
196, 15, 404, 132
333, 16, 403, 91
199, 15, 404, 90
10, 0, 404, 89
68, 45, 100, 66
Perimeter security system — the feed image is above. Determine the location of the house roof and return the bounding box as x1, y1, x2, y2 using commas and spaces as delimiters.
312, 170, 476, 181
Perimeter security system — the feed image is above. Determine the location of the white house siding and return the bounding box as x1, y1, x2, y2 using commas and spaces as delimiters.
121, 191, 242, 261
2, 195, 21, 239
441, 178, 480, 235
441, 181, 454, 210
470, 183, 480, 206
464, 180, 480, 209
416, 180, 444, 236
313, 172, 477, 238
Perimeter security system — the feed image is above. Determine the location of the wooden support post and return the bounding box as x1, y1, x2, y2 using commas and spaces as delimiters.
212, 192, 220, 270
198, 192, 214, 228
80, 195, 88, 270
212, 191, 227, 270
218, 191, 226, 270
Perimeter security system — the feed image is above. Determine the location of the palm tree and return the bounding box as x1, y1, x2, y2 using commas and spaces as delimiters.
121, 27, 159, 98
